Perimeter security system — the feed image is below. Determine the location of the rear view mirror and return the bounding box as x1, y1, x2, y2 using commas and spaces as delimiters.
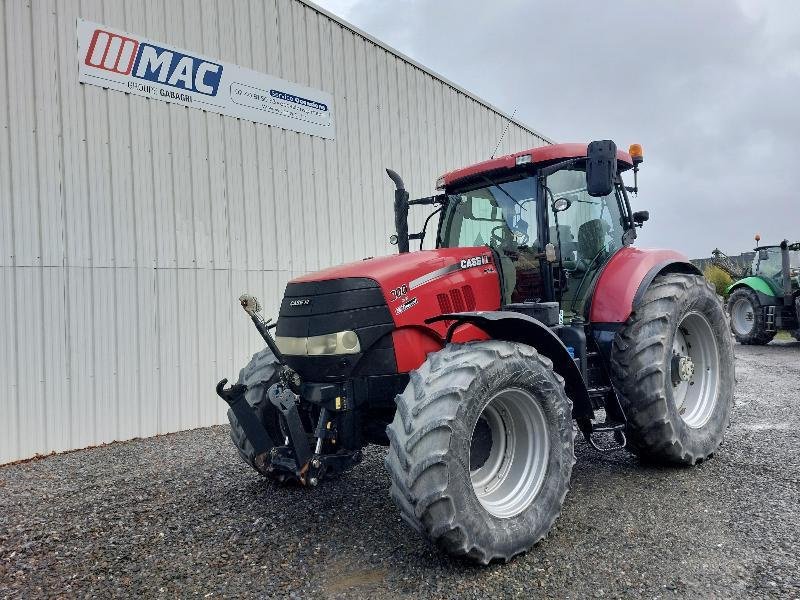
586, 140, 617, 197
759, 250, 769, 261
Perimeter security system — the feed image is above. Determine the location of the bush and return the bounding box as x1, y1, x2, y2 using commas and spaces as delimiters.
704, 265, 733, 298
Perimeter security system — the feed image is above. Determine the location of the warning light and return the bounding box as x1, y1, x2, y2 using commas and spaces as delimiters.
629, 144, 644, 165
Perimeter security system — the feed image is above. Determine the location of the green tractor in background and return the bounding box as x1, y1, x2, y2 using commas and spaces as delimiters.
727, 235, 800, 345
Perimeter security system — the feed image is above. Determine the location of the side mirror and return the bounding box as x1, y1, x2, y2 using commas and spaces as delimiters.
586, 140, 617, 197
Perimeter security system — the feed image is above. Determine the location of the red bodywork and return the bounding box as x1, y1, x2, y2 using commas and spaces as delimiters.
441, 143, 633, 188
589, 247, 693, 323
294, 248, 501, 371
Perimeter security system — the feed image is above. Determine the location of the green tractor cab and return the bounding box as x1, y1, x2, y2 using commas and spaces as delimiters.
727, 238, 800, 345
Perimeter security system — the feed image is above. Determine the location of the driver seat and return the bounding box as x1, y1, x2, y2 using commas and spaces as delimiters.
574, 219, 610, 272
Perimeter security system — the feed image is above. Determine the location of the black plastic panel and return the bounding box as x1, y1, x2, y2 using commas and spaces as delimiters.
277, 278, 397, 381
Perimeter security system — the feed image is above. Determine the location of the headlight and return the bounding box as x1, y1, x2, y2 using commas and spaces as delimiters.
275, 331, 361, 356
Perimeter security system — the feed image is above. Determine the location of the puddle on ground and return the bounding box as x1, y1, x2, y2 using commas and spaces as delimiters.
740, 421, 791, 431
325, 566, 389, 596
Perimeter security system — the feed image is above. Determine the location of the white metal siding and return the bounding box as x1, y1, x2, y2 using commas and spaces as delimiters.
0, 0, 549, 464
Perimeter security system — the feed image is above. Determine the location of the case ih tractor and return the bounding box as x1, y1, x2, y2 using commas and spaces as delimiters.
727, 236, 800, 344
217, 140, 735, 564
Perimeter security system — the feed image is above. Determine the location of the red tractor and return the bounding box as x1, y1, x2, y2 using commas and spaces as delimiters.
217, 140, 734, 564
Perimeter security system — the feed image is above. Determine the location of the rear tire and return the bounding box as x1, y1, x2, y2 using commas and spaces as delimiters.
385, 340, 575, 564
611, 273, 735, 465
227, 348, 282, 473
727, 287, 775, 345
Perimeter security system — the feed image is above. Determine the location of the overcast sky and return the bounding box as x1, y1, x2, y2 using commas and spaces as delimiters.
315, 0, 800, 258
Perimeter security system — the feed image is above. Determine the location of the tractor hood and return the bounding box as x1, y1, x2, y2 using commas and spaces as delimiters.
279, 247, 501, 381
291, 247, 497, 302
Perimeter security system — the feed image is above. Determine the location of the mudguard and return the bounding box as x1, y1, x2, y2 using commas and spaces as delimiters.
727, 276, 778, 298
590, 248, 701, 324
427, 311, 593, 419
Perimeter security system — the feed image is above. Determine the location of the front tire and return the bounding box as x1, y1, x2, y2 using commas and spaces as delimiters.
385, 341, 575, 564
611, 273, 735, 465
727, 287, 775, 345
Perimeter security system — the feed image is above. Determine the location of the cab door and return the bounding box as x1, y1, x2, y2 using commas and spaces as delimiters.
544, 168, 628, 321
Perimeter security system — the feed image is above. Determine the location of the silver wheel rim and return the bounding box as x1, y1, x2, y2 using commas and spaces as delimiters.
671, 312, 720, 428
469, 388, 550, 519
731, 298, 755, 335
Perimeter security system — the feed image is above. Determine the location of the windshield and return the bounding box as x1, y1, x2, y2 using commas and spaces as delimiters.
440, 176, 537, 251
440, 176, 539, 305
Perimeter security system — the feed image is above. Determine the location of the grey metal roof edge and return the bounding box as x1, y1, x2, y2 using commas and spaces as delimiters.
298, 0, 555, 145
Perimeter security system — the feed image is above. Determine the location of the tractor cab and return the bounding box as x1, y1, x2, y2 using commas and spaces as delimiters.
751, 243, 800, 294
437, 157, 634, 321
398, 142, 644, 323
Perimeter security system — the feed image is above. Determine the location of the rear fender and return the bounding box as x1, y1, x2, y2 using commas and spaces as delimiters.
727, 276, 778, 298
590, 248, 701, 324
427, 311, 593, 419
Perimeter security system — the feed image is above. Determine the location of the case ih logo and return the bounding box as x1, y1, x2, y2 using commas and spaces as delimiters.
460, 255, 490, 269
84, 28, 223, 96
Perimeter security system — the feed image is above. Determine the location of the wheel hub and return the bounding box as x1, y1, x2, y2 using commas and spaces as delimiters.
731, 298, 755, 335
671, 312, 721, 428
671, 353, 695, 385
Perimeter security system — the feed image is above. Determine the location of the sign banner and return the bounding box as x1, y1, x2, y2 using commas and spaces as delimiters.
77, 19, 335, 139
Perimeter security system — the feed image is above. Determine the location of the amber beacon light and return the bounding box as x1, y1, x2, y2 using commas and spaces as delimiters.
629, 143, 644, 164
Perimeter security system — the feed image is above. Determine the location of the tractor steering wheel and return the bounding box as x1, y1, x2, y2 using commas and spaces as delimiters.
490, 225, 509, 250
512, 229, 529, 246
491, 224, 529, 248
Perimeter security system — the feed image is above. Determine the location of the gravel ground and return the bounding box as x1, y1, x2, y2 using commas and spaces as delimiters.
2, 341, 799, 599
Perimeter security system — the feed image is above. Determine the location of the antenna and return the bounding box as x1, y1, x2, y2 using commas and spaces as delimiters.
490, 108, 517, 159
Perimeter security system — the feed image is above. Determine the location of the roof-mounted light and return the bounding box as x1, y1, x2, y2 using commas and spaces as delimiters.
629, 143, 644, 165
515, 154, 532, 166
435, 176, 445, 190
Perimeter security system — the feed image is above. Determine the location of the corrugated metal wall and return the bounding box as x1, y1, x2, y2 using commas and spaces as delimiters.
0, 0, 549, 464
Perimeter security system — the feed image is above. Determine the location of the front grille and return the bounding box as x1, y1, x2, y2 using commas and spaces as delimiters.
276, 277, 396, 380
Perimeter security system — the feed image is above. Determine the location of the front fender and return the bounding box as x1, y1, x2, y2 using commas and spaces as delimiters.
427, 311, 593, 419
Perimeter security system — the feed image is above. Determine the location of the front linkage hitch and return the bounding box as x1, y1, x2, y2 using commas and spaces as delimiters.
216, 295, 363, 486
